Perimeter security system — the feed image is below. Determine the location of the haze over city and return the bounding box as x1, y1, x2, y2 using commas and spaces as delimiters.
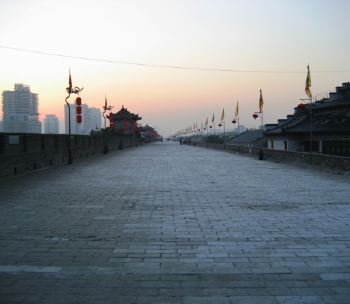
1, 0, 350, 136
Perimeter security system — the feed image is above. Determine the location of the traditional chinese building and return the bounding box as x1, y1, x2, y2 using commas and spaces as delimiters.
140, 124, 162, 142
265, 82, 350, 156
109, 106, 141, 135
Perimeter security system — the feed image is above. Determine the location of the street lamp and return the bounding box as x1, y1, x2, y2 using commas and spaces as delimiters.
65, 70, 83, 164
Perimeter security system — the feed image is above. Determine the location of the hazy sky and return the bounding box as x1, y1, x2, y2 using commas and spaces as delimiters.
1, 0, 350, 136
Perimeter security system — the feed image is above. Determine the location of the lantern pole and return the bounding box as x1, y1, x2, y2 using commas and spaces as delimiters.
64, 96, 71, 164
65, 70, 83, 165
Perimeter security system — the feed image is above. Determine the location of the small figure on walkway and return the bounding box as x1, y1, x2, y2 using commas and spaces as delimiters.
259, 149, 264, 160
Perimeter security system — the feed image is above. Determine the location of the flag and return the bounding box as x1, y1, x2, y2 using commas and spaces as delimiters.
212, 113, 215, 123
235, 101, 239, 118
104, 96, 107, 110
221, 108, 225, 121
259, 89, 264, 113
305, 64, 312, 98
205, 117, 208, 127
68, 69, 72, 93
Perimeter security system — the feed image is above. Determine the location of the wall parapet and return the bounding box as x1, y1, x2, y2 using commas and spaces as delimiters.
0, 133, 141, 179
193, 142, 350, 172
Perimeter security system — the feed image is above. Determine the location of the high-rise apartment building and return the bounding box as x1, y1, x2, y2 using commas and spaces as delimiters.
43, 114, 59, 134
90, 107, 102, 131
2, 84, 41, 133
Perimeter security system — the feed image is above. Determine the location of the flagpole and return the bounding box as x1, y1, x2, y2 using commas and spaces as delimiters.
103, 110, 106, 129
305, 64, 313, 164
223, 121, 225, 142
237, 117, 240, 135
310, 96, 313, 163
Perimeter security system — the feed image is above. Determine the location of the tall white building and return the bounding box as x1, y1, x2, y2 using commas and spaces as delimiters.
43, 114, 59, 134
64, 104, 102, 135
2, 84, 41, 133
90, 107, 102, 131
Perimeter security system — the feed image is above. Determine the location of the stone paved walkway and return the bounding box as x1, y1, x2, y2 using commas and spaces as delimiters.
0, 142, 350, 304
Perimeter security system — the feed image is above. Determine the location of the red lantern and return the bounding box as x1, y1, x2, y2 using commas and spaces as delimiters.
75, 97, 82, 123
297, 103, 305, 110
253, 113, 258, 119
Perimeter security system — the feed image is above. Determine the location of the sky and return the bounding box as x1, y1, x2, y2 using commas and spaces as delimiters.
0, 0, 350, 136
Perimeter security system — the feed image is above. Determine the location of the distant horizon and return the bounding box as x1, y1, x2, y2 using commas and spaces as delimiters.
0, 79, 345, 137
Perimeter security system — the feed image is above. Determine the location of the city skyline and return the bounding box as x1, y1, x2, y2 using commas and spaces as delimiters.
2, 84, 41, 133
1, 0, 350, 136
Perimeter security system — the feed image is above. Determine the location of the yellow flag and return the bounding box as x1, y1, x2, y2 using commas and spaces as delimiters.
212, 113, 215, 123
259, 89, 264, 113
235, 101, 239, 117
305, 64, 312, 98
221, 108, 225, 121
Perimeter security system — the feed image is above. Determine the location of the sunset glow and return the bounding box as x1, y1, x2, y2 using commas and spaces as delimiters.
1, 0, 350, 135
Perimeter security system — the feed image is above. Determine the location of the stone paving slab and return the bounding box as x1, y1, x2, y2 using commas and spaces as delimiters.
0, 142, 350, 303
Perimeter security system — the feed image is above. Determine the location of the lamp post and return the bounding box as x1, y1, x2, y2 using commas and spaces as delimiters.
65, 70, 83, 164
